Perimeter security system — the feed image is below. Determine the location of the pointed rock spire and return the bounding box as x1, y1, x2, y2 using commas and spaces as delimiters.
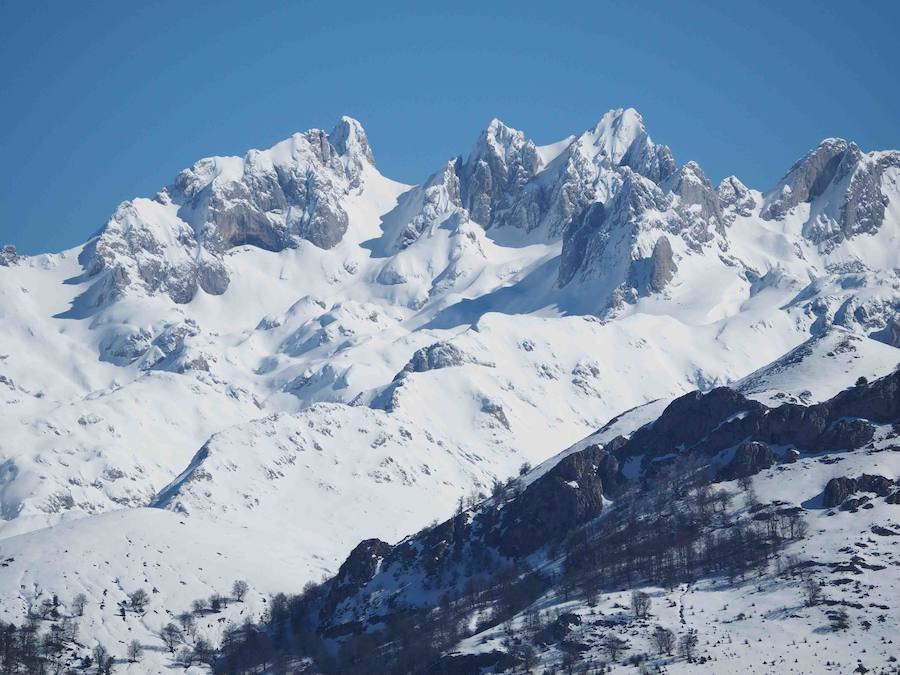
329, 116, 375, 164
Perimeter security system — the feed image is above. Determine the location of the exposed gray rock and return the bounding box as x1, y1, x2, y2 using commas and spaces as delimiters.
871, 315, 900, 348
0, 245, 19, 266
395, 342, 477, 380
480, 397, 510, 430
629, 235, 678, 295
392, 159, 463, 251
460, 119, 541, 227
719, 441, 776, 481
487, 444, 609, 557
98, 326, 153, 366
823, 474, 895, 508
662, 161, 724, 238
590, 107, 676, 183
454, 108, 675, 239
558, 169, 671, 288
763, 138, 850, 220
84, 118, 375, 305
762, 138, 899, 248
717, 176, 757, 219
329, 115, 375, 167
815, 418, 876, 452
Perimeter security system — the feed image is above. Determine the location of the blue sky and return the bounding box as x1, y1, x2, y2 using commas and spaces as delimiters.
1, 0, 898, 254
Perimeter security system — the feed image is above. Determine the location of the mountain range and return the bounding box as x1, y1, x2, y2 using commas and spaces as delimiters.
0, 108, 898, 673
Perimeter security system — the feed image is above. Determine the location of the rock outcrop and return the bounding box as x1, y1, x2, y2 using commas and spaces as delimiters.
662, 160, 725, 239
719, 441, 776, 481
823, 475, 896, 508
717, 176, 757, 220
488, 444, 612, 557
83, 117, 376, 305
762, 138, 900, 248
0, 245, 19, 266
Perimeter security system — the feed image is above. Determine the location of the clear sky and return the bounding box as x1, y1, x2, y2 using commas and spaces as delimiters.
1, 0, 898, 254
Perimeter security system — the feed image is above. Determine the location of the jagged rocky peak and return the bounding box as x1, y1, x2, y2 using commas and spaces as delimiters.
459, 118, 542, 227
580, 107, 676, 184
763, 138, 850, 220
394, 158, 464, 251
717, 175, 757, 219
328, 115, 375, 165
84, 117, 379, 305
558, 168, 672, 289
763, 137, 900, 247
662, 160, 725, 235
0, 244, 19, 266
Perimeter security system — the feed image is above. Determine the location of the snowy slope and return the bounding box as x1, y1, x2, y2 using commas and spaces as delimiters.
0, 108, 898, 667
282, 372, 900, 675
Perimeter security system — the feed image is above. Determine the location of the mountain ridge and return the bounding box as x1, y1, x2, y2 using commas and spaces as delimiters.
0, 108, 898, 672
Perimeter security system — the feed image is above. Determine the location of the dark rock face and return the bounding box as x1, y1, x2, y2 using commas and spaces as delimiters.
535, 612, 583, 645
489, 445, 609, 558
616, 370, 899, 477
783, 448, 801, 464
719, 442, 776, 481
321, 538, 392, 617
335, 538, 393, 587
815, 418, 876, 452
824, 477, 857, 508
824, 475, 896, 508
622, 387, 762, 462
432, 651, 520, 674
828, 368, 900, 423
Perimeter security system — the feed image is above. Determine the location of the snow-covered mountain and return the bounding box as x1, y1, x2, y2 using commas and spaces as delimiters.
263, 369, 900, 675
0, 108, 898, 671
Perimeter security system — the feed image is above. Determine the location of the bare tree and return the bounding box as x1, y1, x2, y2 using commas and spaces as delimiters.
92, 644, 109, 671
679, 629, 699, 661
232, 579, 249, 602
631, 590, 652, 619
129, 588, 149, 613
653, 626, 675, 655
178, 611, 196, 637
604, 634, 629, 661
127, 639, 143, 662
160, 623, 182, 654
800, 571, 822, 606
71, 593, 87, 617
